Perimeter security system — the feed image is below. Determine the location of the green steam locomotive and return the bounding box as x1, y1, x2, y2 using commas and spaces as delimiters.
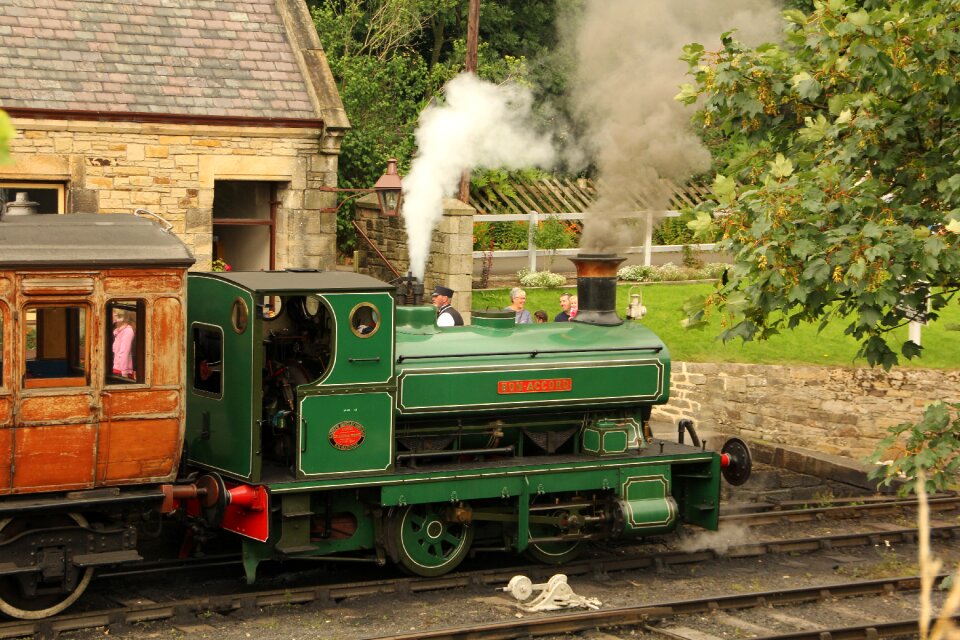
184, 255, 751, 580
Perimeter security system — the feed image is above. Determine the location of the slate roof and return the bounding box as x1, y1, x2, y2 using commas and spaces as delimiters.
0, 0, 322, 120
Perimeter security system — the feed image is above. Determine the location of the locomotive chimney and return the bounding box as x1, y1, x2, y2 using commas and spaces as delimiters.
570, 253, 626, 326
394, 271, 424, 306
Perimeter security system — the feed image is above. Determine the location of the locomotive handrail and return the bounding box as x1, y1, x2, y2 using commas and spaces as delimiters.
396, 345, 663, 363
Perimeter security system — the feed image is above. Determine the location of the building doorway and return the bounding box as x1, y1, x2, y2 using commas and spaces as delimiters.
212, 182, 279, 271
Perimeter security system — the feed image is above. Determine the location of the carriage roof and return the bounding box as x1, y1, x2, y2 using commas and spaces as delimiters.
194, 270, 394, 294
0, 213, 195, 268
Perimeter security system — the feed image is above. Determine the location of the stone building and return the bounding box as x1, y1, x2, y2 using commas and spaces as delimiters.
0, 0, 348, 270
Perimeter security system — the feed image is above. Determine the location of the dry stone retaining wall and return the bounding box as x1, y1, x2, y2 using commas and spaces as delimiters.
656, 362, 960, 460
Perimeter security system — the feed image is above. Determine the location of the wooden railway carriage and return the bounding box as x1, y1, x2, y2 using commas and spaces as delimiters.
0, 212, 194, 618
184, 268, 748, 582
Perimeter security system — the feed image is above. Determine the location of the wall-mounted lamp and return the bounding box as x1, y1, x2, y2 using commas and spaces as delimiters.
374, 158, 403, 217
320, 158, 403, 218
319, 158, 405, 278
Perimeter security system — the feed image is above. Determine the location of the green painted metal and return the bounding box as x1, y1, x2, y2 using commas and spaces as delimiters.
395, 311, 670, 415
298, 391, 393, 477
313, 292, 395, 386
583, 420, 637, 456
617, 471, 677, 535
269, 452, 716, 494
386, 504, 474, 576
672, 458, 722, 530
186, 275, 258, 480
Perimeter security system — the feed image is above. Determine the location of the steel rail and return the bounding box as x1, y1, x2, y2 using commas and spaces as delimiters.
723, 495, 960, 526
370, 574, 943, 640
742, 616, 960, 640
2, 524, 953, 639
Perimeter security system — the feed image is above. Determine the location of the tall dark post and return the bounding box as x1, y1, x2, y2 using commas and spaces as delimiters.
458, 0, 481, 204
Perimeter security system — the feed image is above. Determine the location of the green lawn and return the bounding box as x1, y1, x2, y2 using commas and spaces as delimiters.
473, 284, 960, 369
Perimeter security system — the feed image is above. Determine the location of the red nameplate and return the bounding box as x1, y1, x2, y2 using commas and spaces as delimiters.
497, 378, 573, 394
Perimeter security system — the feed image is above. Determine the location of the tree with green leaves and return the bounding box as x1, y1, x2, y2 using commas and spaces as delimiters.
679, 0, 959, 371
0, 109, 13, 164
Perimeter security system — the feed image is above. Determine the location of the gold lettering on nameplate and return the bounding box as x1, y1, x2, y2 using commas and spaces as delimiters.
497, 378, 573, 395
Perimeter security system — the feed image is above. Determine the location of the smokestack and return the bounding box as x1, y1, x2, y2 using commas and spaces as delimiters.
570, 253, 625, 326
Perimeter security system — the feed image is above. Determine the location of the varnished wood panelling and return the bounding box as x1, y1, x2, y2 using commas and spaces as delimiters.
0, 429, 12, 495
19, 394, 93, 423
104, 271, 183, 295
151, 297, 184, 387
0, 398, 11, 424
0, 276, 11, 296
14, 424, 96, 491
20, 277, 95, 295
96, 419, 179, 482
105, 389, 179, 417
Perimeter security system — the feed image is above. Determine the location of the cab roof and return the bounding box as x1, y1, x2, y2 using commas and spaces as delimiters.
193, 270, 395, 294
0, 213, 195, 268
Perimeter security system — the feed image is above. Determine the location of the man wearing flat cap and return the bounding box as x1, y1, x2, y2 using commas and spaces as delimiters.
431, 285, 463, 327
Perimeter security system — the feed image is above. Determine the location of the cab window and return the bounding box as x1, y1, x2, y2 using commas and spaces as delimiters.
106, 299, 146, 385
23, 305, 88, 388
192, 324, 223, 397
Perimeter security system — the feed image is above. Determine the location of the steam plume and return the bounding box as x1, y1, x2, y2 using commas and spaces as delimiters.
678, 523, 752, 555
403, 74, 556, 280
566, 0, 782, 252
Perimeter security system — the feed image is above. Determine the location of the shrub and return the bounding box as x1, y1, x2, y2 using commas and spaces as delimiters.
617, 265, 656, 282
681, 245, 705, 269
618, 262, 726, 283
519, 270, 567, 288
656, 263, 690, 281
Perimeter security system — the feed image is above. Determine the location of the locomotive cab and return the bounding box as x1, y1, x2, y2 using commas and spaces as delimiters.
185, 271, 397, 484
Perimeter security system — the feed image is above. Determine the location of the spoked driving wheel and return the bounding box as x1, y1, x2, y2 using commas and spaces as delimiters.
385, 504, 474, 577
526, 508, 584, 565
0, 513, 94, 619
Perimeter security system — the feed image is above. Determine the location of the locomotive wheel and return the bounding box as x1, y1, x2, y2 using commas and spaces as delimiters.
526, 509, 583, 565
0, 513, 94, 620
386, 504, 473, 577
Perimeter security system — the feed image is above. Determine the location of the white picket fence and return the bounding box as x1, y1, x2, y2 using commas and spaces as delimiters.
473, 210, 716, 273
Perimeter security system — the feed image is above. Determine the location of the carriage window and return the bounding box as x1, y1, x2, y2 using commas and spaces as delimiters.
192, 324, 223, 397
23, 305, 88, 388
106, 299, 145, 385
350, 303, 380, 337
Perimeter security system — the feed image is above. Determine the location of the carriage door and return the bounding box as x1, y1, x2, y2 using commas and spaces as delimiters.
14, 276, 97, 492
0, 292, 11, 493
297, 293, 395, 478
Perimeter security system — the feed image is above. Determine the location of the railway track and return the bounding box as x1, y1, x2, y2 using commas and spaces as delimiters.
6, 519, 958, 639
373, 574, 950, 640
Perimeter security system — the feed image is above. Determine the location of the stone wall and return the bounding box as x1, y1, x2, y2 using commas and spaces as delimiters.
656, 362, 960, 460
2, 119, 341, 270
355, 196, 475, 319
